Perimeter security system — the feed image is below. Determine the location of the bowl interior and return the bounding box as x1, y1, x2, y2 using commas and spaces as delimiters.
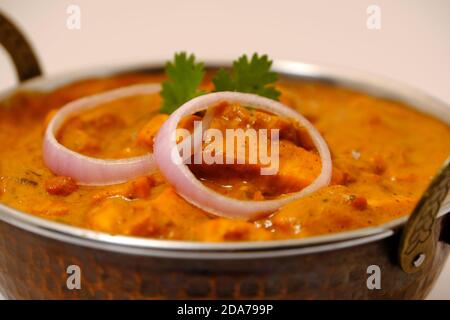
0, 60, 449, 256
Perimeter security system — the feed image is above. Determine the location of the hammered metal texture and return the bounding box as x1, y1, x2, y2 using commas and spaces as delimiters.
0, 216, 448, 300
0, 11, 42, 82
399, 158, 450, 273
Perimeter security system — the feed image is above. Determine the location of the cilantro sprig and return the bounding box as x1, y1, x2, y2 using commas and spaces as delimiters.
160, 52, 280, 114
213, 53, 280, 100
160, 52, 205, 114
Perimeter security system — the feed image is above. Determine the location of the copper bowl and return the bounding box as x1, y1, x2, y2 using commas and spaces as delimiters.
0, 12, 449, 300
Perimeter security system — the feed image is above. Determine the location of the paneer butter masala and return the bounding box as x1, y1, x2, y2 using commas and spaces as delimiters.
0, 73, 449, 241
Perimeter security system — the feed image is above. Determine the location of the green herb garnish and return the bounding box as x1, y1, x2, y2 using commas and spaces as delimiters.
160, 52, 205, 114
160, 52, 280, 114
213, 53, 280, 100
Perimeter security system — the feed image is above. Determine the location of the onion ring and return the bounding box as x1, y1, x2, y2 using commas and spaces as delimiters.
154, 92, 332, 220
43, 83, 161, 186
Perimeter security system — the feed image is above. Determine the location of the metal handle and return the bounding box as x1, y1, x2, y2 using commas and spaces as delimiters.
0, 11, 42, 83
399, 157, 450, 273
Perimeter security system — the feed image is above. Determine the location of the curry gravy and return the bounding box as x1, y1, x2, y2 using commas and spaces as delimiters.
0, 73, 449, 241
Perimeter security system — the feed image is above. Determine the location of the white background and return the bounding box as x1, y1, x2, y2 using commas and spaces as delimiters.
0, 0, 449, 299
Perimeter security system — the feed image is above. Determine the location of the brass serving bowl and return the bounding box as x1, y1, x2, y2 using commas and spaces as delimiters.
0, 12, 449, 300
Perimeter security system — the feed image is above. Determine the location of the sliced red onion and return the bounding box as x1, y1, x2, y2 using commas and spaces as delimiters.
43, 83, 161, 186
154, 92, 332, 220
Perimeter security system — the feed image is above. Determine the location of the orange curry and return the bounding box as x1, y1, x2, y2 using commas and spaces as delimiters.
0, 73, 449, 241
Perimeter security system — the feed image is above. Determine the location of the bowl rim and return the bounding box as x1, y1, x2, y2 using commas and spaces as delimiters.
0, 59, 449, 258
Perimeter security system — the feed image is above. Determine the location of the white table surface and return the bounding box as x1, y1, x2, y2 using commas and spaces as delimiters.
0, 0, 449, 300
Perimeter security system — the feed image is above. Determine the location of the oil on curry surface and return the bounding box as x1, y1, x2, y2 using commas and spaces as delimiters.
0, 73, 449, 241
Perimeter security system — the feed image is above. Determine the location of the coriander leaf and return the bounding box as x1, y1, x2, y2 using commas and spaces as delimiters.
160, 52, 205, 114
212, 53, 280, 100
212, 68, 234, 91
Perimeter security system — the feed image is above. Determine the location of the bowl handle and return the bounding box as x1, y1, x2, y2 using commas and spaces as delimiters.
399, 157, 450, 273
0, 11, 42, 83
